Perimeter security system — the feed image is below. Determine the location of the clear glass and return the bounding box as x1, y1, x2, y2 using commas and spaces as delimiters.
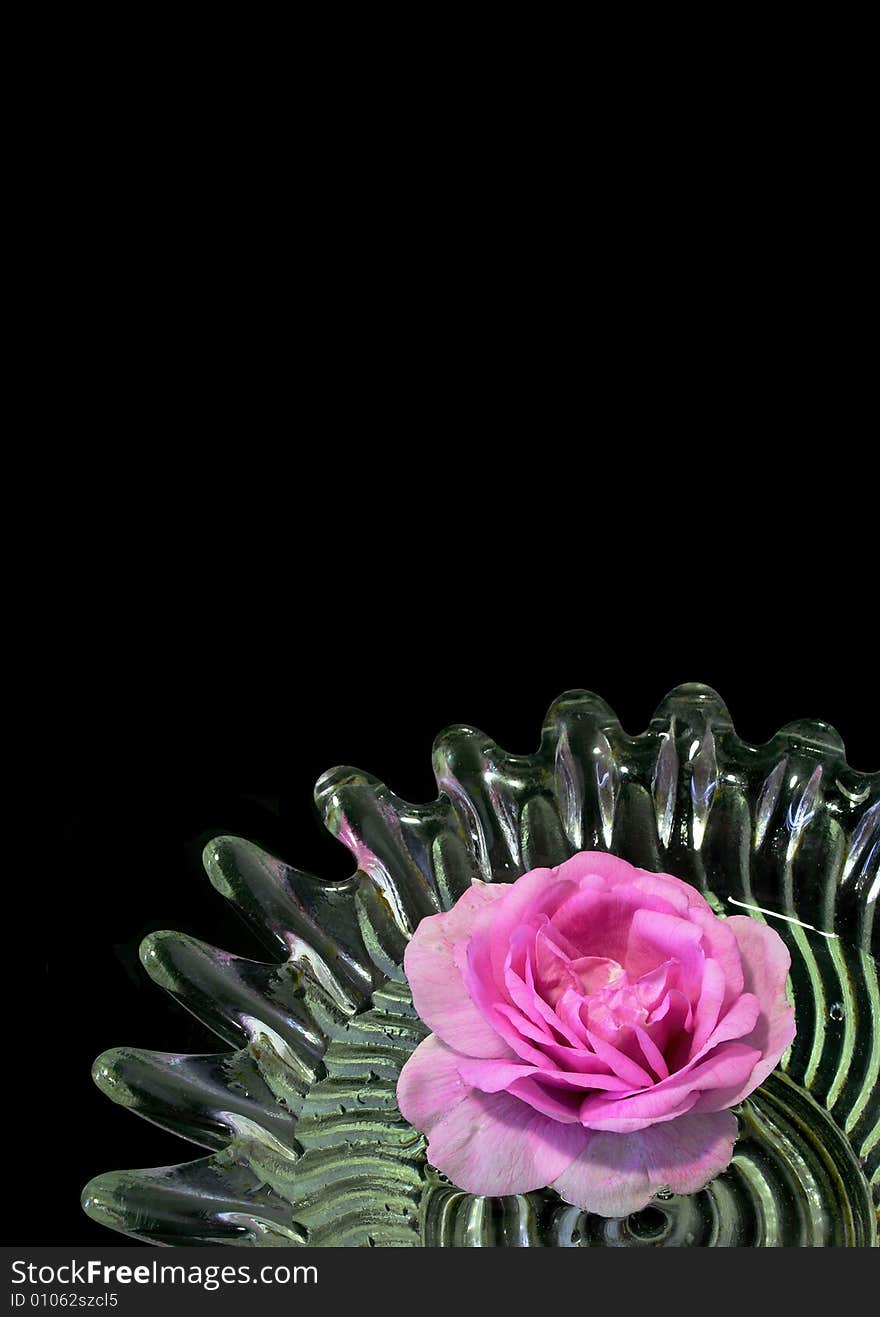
82, 684, 879, 1246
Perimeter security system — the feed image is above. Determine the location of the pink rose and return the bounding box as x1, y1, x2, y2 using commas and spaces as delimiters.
397, 852, 795, 1217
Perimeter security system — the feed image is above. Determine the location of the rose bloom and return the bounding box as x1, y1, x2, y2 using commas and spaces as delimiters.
397, 852, 795, 1216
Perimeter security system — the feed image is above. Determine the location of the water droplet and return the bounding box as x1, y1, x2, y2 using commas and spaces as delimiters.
829, 1003, 844, 1021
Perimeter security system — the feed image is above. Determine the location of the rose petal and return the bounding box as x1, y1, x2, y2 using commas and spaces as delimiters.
687, 957, 726, 1056
635, 1026, 669, 1081
702, 990, 761, 1053
584, 1030, 654, 1089
455, 1056, 537, 1093
469, 867, 579, 987
551, 853, 707, 920
522, 938, 595, 1046
555, 986, 594, 1046
422, 1086, 588, 1197
629, 870, 708, 915
693, 916, 795, 1109
494, 1002, 562, 1051
504, 933, 582, 1046
404, 880, 512, 1058
551, 888, 683, 965
397, 1036, 589, 1192
569, 956, 626, 994
532, 1035, 630, 1077
532, 928, 580, 1004
578, 1041, 761, 1131
503, 967, 556, 1042
631, 960, 675, 1012
506, 1076, 583, 1122
646, 988, 693, 1053
456, 1055, 632, 1095
552, 1109, 738, 1217
687, 905, 745, 1006
549, 850, 633, 888
578, 1090, 700, 1134
396, 1033, 471, 1133
625, 908, 705, 995
474, 999, 553, 1066
467, 929, 581, 1064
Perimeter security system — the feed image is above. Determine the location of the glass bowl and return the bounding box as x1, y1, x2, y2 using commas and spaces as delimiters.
82, 684, 879, 1247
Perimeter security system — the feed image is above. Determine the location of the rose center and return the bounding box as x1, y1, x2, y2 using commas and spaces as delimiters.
566, 958, 674, 1039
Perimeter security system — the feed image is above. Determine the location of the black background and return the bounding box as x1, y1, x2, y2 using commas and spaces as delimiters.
12, 586, 877, 1246
9, 29, 876, 1259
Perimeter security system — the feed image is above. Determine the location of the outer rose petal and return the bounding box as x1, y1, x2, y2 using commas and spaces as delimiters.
397, 1019, 587, 1196
694, 916, 795, 1109
686, 905, 745, 1008
403, 880, 512, 1058
422, 1087, 588, 1197
396, 1034, 470, 1132
551, 1110, 738, 1217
